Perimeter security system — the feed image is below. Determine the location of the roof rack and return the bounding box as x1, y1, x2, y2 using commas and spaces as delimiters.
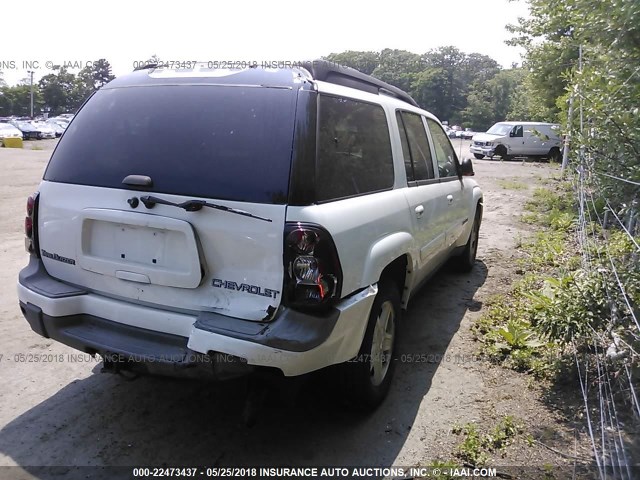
300, 60, 419, 108
134, 63, 159, 71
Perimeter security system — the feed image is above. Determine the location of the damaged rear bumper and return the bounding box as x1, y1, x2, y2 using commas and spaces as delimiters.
17, 258, 377, 378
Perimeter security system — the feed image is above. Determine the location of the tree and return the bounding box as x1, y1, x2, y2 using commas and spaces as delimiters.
325, 51, 379, 75
323, 46, 511, 128
506, 0, 580, 122
510, 0, 640, 194
0, 85, 43, 116
462, 68, 528, 129
76, 59, 115, 103
39, 67, 78, 115
371, 49, 424, 93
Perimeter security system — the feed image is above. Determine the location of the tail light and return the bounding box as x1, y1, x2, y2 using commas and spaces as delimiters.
25, 193, 40, 257
283, 222, 342, 308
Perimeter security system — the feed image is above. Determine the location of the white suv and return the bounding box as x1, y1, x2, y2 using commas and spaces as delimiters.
18, 61, 483, 408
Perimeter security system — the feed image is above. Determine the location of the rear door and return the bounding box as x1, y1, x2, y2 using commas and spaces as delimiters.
38, 83, 297, 321
425, 118, 469, 250
509, 124, 525, 155
396, 111, 447, 282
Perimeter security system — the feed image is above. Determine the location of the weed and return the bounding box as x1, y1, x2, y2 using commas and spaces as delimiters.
453, 417, 524, 466
498, 179, 528, 190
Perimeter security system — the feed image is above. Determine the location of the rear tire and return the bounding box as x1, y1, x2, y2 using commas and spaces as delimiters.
473, 153, 484, 160
548, 147, 562, 163
340, 280, 400, 410
455, 207, 482, 272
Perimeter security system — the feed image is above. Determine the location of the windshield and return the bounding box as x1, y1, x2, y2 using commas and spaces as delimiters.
486, 123, 513, 135
45, 85, 297, 204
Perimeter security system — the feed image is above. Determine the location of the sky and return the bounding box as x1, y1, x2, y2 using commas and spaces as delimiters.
1, 0, 530, 86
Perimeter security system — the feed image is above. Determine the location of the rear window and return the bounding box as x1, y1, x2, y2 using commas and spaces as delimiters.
316, 95, 393, 202
45, 85, 297, 204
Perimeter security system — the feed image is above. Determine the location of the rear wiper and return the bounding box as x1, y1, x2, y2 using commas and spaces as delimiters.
139, 195, 272, 222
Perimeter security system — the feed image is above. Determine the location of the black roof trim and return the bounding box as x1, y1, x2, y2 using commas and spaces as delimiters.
134, 63, 159, 71
300, 60, 419, 108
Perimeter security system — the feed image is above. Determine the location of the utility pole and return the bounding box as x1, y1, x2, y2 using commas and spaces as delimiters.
561, 94, 573, 173
27, 70, 34, 118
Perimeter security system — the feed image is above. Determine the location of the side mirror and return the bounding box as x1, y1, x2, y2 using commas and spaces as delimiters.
460, 158, 475, 176
509, 131, 515, 137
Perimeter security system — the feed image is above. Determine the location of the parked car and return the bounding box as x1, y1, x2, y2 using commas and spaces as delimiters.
470, 122, 562, 161
11, 121, 42, 140
449, 125, 462, 138
461, 128, 475, 140
0, 122, 24, 142
31, 122, 56, 139
17, 61, 483, 408
45, 119, 67, 137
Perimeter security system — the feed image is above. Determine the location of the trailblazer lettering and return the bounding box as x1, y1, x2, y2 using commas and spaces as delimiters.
211, 278, 280, 299
41, 249, 76, 265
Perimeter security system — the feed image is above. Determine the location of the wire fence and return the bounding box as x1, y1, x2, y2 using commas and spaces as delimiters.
570, 144, 639, 479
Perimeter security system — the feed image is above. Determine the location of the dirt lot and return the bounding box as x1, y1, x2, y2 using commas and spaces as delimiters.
0, 139, 592, 478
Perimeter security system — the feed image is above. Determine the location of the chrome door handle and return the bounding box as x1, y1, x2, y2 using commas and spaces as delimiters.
447, 195, 454, 203
415, 205, 424, 217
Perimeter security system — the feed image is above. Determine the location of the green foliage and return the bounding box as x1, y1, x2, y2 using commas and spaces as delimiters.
510, 0, 640, 198
497, 179, 528, 190
454, 423, 488, 466
325, 46, 521, 128
476, 177, 639, 418
453, 417, 524, 466
325, 51, 380, 75
506, 0, 580, 122
464, 68, 529, 128
496, 319, 545, 351
426, 460, 460, 480
525, 272, 611, 343
372, 48, 424, 94
0, 84, 44, 117
0, 59, 115, 116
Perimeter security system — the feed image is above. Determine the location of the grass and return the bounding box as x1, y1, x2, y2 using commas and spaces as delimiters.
453, 417, 525, 466
497, 179, 528, 190
473, 180, 577, 377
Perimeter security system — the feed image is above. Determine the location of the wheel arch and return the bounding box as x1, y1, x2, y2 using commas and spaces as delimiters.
359, 232, 414, 310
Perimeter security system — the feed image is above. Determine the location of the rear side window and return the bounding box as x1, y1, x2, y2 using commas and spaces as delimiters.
316, 95, 393, 202
45, 85, 297, 204
397, 111, 434, 183
426, 118, 459, 178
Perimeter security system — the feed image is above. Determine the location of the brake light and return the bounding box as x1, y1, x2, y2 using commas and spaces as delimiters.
25, 193, 40, 256
283, 222, 342, 308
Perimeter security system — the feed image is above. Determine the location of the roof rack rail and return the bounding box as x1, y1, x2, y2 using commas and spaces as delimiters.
134, 63, 159, 71
300, 60, 419, 108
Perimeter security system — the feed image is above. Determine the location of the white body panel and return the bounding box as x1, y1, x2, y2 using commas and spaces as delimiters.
37, 182, 286, 321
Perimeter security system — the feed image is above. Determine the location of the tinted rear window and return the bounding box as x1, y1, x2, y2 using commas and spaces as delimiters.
45, 85, 297, 204
316, 95, 393, 202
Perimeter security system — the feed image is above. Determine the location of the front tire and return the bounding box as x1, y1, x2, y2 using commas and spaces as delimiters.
495, 145, 511, 161
473, 153, 484, 160
340, 280, 400, 409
